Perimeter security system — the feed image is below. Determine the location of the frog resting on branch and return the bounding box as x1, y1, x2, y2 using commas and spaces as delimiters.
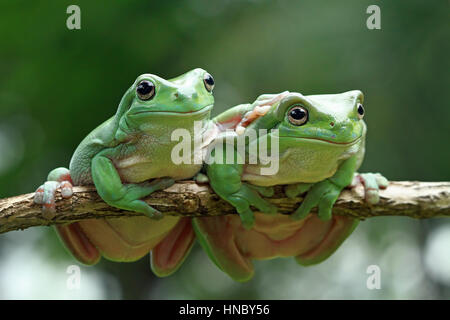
194, 90, 388, 281
34, 68, 218, 277
33, 71, 388, 282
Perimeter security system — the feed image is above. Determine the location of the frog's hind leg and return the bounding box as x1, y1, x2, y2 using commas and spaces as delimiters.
34, 168, 98, 264
151, 217, 196, 277
294, 172, 388, 265
55, 223, 101, 265
75, 215, 179, 263
295, 215, 358, 266
192, 216, 254, 282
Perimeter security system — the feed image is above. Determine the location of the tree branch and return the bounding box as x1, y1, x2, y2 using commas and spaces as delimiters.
0, 181, 449, 234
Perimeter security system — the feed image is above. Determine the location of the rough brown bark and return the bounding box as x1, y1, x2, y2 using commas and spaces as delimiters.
0, 181, 449, 234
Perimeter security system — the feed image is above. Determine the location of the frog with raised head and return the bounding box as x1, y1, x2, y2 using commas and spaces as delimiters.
193, 90, 388, 281
34, 68, 217, 276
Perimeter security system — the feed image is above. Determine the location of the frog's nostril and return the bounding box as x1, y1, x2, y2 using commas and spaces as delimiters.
174, 92, 186, 100
174, 90, 196, 100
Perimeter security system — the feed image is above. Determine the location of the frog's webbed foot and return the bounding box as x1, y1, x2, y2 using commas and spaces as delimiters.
288, 180, 342, 221
111, 178, 175, 220
350, 172, 388, 204
34, 167, 73, 212
224, 183, 277, 230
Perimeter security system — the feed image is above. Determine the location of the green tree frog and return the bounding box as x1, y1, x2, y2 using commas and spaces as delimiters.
193, 91, 388, 281
34, 68, 217, 276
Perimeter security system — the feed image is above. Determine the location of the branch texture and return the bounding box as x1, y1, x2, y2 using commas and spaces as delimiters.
0, 181, 449, 234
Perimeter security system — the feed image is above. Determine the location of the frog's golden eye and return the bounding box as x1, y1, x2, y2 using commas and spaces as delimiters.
357, 103, 364, 119
136, 80, 156, 101
288, 105, 308, 126
203, 73, 215, 92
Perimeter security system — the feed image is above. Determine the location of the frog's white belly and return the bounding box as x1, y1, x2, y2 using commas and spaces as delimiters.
242, 143, 359, 187
112, 122, 218, 184
116, 156, 202, 183
113, 138, 203, 183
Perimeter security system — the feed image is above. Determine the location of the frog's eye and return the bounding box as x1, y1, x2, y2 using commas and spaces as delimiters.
136, 80, 156, 101
288, 105, 308, 126
203, 73, 215, 92
357, 103, 364, 119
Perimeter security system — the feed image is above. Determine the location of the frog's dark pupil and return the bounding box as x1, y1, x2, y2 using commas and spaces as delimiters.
290, 108, 306, 120
204, 74, 214, 86
357, 104, 364, 115
137, 81, 154, 96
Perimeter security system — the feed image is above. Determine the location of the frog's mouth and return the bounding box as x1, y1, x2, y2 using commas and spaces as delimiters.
279, 135, 362, 146
130, 104, 213, 117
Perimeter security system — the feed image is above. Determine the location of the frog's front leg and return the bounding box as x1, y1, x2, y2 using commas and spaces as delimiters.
207, 149, 277, 229
289, 156, 358, 221
287, 158, 389, 220
91, 154, 174, 219
34, 167, 73, 212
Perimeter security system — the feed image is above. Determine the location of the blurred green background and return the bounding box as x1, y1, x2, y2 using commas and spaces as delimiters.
0, 0, 449, 299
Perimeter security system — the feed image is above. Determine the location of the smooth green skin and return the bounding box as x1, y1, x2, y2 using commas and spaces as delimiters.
67, 68, 214, 218
206, 91, 368, 229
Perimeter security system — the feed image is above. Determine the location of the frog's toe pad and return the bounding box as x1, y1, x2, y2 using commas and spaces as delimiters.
34, 185, 45, 204
34, 180, 73, 212
352, 172, 389, 205
35, 181, 60, 212
34, 167, 73, 211
194, 172, 209, 184
365, 188, 380, 204
60, 181, 73, 198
